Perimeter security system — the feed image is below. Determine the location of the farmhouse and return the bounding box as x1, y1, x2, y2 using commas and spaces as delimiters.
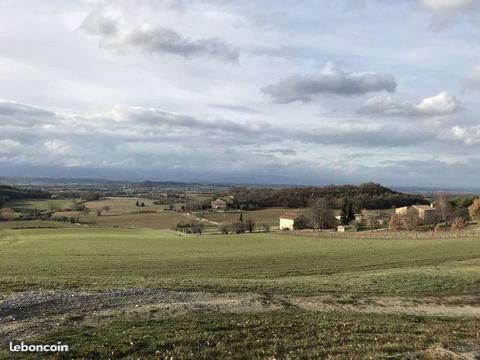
211, 196, 234, 211
279, 212, 298, 230
396, 204, 437, 222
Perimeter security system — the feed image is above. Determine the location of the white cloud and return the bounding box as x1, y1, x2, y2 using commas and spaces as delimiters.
446, 125, 480, 145
359, 92, 458, 117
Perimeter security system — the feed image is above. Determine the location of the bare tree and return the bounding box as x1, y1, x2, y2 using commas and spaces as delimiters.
402, 209, 419, 231
388, 213, 404, 232
436, 194, 453, 229
310, 198, 337, 230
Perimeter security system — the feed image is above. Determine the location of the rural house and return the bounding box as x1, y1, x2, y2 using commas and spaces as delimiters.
279, 212, 298, 230
396, 204, 437, 222
211, 196, 234, 211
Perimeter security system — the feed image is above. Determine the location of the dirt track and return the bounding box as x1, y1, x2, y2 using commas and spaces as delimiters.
1, 288, 480, 346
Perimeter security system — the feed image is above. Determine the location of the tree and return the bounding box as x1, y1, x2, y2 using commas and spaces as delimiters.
388, 213, 404, 232
402, 209, 419, 231
340, 199, 355, 225
452, 217, 466, 232
245, 219, 256, 233
232, 222, 246, 234
436, 194, 453, 228
453, 206, 470, 222
469, 198, 480, 221
310, 198, 337, 230
293, 215, 308, 230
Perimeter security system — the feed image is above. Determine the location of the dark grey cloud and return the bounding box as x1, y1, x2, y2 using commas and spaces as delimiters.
262, 64, 397, 103
80, 11, 238, 62
358, 92, 459, 117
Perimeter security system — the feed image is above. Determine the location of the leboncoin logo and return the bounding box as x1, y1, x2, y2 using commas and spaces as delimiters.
9, 341, 69, 353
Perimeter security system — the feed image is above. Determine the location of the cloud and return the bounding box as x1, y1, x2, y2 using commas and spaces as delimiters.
443, 125, 480, 145
262, 63, 397, 103
420, 0, 473, 12
358, 92, 458, 117
418, 0, 478, 29
0, 99, 55, 125
80, 11, 238, 62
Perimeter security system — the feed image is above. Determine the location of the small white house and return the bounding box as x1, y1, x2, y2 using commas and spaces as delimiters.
279, 212, 297, 230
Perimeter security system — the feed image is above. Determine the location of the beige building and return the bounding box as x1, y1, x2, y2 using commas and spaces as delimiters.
211, 196, 234, 211
279, 212, 297, 230
395, 204, 437, 222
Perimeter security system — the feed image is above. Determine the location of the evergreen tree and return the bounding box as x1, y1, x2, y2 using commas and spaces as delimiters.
346, 202, 355, 223
340, 200, 349, 225
340, 199, 355, 225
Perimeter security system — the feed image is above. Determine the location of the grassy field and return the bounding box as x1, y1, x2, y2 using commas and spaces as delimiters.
1, 228, 480, 295
8, 310, 478, 359
78, 212, 187, 229
2, 227, 480, 358
84, 197, 166, 215
5, 199, 74, 211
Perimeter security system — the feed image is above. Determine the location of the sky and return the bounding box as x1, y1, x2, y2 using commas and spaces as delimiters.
0, 0, 480, 187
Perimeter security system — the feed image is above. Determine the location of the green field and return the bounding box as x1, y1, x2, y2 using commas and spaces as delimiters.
19, 311, 479, 359
2, 227, 480, 358
1, 228, 480, 295
5, 199, 74, 211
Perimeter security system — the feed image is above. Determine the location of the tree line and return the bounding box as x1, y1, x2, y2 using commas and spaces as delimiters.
225, 183, 429, 211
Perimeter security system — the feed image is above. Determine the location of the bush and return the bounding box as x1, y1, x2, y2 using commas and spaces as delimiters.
452, 217, 466, 232
232, 221, 246, 234
293, 215, 308, 230
174, 220, 205, 234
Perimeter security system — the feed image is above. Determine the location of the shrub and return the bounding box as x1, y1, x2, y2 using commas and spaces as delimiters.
293, 215, 308, 230
452, 217, 466, 232
174, 220, 205, 234
388, 213, 404, 232
232, 221, 246, 234
469, 198, 480, 221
